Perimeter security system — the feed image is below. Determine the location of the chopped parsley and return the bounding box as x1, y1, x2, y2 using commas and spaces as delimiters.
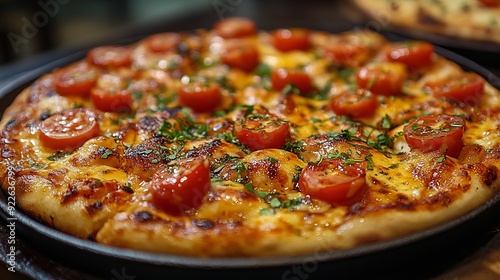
101, 149, 113, 159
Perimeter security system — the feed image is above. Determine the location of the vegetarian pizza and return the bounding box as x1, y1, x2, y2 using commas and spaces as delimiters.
353, 0, 500, 44
1, 17, 500, 257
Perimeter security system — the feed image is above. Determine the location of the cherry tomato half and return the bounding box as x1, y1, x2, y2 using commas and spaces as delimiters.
299, 159, 367, 205
87, 46, 132, 68
403, 114, 465, 158
150, 158, 211, 215
39, 108, 100, 151
146, 32, 181, 53
91, 88, 132, 112
235, 114, 291, 151
220, 40, 260, 72
273, 28, 311, 52
178, 83, 222, 113
478, 0, 499, 7
54, 62, 98, 97
271, 68, 313, 94
329, 89, 379, 118
385, 41, 434, 69
356, 62, 407, 96
424, 73, 485, 103
213, 17, 257, 38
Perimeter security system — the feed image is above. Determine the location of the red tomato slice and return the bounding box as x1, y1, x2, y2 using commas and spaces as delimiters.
54, 62, 98, 97
235, 115, 291, 151
213, 17, 257, 38
273, 28, 311, 52
150, 158, 211, 215
324, 41, 370, 67
356, 63, 407, 96
478, 0, 499, 7
385, 41, 434, 69
403, 114, 465, 158
330, 89, 379, 118
424, 73, 485, 103
299, 159, 367, 205
146, 32, 181, 53
221, 40, 260, 72
271, 68, 313, 94
39, 108, 100, 151
87, 46, 132, 68
91, 88, 132, 112
179, 83, 222, 113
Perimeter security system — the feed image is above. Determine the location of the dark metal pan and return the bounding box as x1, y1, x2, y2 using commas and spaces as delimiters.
1, 32, 500, 280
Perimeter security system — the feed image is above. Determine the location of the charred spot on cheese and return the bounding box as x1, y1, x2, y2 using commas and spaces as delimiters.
123, 136, 172, 179
137, 116, 162, 133
61, 178, 120, 204
85, 201, 103, 216
132, 211, 154, 222
192, 219, 214, 229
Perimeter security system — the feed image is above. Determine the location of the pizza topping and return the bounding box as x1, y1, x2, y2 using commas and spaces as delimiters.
39, 108, 100, 151
271, 68, 313, 94
272, 28, 312, 52
324, 39, 371, 67
91, 88, 132, 113
213, 17, 257, 38
87, 46, 132, 68
298, 159, 367, 205
424, 73, 485, 103
329, 89, 379, 118
235, 113, 291, 151
150, 158, 210, 214
478, 0, 500, 7
220, 40, 260, 72
385, 41, 434, 69
403, 114, 465, 157
54, 62, 98, 97
145, 32, 182, 53
178, 82, 222, 113
356, 62, 407, 96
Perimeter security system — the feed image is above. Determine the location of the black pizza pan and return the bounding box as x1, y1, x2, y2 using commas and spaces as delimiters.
1, 33, 500, 280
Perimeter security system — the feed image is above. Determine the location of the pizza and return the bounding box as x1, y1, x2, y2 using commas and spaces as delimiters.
1, 17, 500, 257
353, 0, 500, 44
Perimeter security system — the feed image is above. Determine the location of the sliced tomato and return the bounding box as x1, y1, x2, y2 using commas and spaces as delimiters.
179, 83, 222, 113
54, 62, 98, 97
299, 159, 367, 205
385, 41, 434, 69
87, 46, 132, 68
478, 0, 499, 7
424, 73, 485, 103
330, 89, 379, 118
39, 108, 100, 151
150, 158, 211, 215
213, 17, 257, 38
324, 41, 370, 67
221, 40, 260, 72
146, 32, 181, 53
235, 114, 291, 151
403, 114, 465, 157
273, 28, 311, 52
91, 88, 132, 112
271, 68, 313, 94
356, 62, 407, 96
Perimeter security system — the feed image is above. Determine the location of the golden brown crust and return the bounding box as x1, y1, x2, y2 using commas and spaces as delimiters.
1, 25, 500, 257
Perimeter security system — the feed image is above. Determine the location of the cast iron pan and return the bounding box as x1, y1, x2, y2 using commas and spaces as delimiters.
1, 32, 500, 280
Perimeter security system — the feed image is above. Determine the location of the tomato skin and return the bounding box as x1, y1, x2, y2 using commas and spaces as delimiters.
271, 68, 313, 94
235, 115, 291, 151
221, 40, 260, 72
273, 28, 311, 52
478, 0, 499, 7
385, 41, 434, 69
178, 83, 222, 113
146, 32, 181, 53
356, 63, 407, 96
329, 89, 379, 118
54, 62, 98, 97
424, 73, 485, 103
324, 42, 370, 67
150, 159, 211, 215
87, 46, 132, 68
403, 114, 465, 158
91, 88, 132, 112
39, 108, 100, 151
299, 159, 367, 205
213, 17, 257, 38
